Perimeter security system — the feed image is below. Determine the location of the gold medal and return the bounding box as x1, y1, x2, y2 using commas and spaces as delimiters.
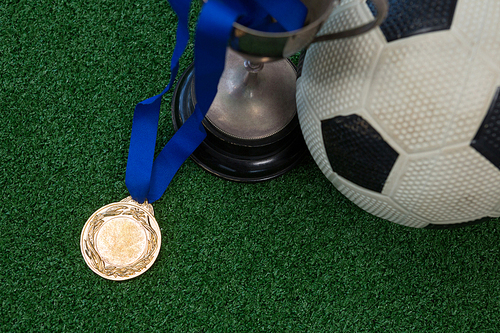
80, 197, 161, 281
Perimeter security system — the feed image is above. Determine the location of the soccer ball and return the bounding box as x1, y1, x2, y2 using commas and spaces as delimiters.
297, 0, 500, 228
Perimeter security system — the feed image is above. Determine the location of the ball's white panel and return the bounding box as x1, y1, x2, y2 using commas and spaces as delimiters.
392, 145, 500, 223
296, 81, 336, 180
492, 203, 500, 217
445, 53, 500, 146
366, 32, 471, 154
333, 176, 429, 228
452, 0, 489, 45
299, 1, 384, 121
478, 0, 500, 70
392, 153, 438, 217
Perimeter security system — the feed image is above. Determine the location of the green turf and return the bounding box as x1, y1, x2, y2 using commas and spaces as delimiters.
2, 0, 500, 331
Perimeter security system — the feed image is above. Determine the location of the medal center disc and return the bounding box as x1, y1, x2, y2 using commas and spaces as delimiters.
95, 217, 147, 267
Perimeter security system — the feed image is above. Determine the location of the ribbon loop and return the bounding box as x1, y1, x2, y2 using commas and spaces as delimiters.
126, 0, 307, 203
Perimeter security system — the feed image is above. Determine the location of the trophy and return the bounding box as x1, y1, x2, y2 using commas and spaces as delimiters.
172, 0, 388, 182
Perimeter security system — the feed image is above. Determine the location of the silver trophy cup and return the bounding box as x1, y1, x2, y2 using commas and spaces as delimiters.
172, 0, 388, 182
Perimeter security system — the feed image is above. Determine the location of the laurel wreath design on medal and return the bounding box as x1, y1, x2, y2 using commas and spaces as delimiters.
81, 197, 161, 280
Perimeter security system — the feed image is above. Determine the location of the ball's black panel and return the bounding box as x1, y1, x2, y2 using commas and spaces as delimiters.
368, 0, 458, 42
321, 115, 399, 193
471, 87, 500, 171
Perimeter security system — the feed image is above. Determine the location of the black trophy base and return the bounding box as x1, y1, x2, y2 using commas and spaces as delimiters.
171, 62, 308, 182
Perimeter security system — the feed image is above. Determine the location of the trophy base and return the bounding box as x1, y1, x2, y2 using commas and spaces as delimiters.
171, 55, 307, 182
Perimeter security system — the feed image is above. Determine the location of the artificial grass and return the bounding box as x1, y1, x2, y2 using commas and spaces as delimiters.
1, 0, 500, 331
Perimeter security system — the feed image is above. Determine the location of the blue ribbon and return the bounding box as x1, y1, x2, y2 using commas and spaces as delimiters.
125, 0, 307, 203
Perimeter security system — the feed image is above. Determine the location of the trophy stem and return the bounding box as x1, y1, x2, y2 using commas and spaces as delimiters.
244, 60, 264, 74
171, 49, 307, 182
204, 49, 297, 141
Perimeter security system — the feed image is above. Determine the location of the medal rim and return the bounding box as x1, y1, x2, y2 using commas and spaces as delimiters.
80, 198, 162, 281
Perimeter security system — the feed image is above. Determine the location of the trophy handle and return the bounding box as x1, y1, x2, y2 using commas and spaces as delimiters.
312, 0, 389, 43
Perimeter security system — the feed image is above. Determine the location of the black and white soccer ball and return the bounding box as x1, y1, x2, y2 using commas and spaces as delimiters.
297, 0, 500, 228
